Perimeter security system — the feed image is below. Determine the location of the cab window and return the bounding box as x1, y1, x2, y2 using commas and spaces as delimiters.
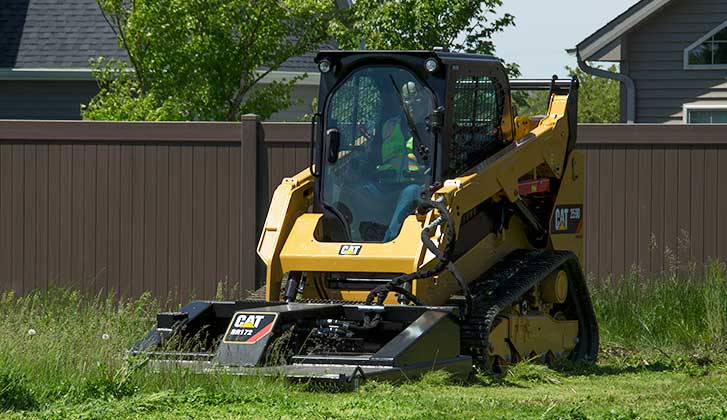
448, 76, 502, 175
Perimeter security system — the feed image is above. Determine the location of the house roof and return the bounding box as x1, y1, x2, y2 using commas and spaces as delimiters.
570, 0, 676, 61
0, 0, 320, 73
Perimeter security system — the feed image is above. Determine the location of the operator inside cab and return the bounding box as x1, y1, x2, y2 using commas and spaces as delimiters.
375, 81, 429, 241
321, 66, 435, 243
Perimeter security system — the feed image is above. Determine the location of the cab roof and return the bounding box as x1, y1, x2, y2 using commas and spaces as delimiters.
314, 50, 504, 67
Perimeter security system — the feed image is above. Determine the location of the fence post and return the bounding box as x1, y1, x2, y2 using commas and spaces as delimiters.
241, 114, 260, 293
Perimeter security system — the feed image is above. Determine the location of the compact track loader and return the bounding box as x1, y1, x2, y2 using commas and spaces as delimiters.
132, 50, 599, 386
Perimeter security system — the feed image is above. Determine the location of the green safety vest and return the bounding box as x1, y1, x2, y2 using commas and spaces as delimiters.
378, 117, 419, 182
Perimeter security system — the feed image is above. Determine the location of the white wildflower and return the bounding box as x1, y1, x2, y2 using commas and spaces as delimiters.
27, 328, 36, 336
102, 333, 110, 341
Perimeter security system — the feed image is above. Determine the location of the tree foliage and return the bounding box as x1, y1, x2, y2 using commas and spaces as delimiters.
569, 65, 620, 123
83, 0, 337, 121
516, 65, 620, 123
85, 0, 517, 121
333, 0, 517, 74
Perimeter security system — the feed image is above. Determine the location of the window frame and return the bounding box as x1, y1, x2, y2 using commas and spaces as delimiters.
682, 104, 727, 124
683, 20, 727, 70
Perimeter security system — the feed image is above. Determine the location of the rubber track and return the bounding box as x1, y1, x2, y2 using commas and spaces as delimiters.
460, 249, 599, 368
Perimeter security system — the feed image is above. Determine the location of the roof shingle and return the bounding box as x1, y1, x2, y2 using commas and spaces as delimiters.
1, 0, 319, 72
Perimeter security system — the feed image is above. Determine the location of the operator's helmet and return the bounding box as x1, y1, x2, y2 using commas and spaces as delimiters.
401, 81, 428, 121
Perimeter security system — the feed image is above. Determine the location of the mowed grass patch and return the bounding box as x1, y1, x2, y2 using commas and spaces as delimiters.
4, 355, 727, 420
1, 261, 727, 419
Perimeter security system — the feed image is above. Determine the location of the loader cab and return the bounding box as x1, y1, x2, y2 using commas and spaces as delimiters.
312, 50, 515, 243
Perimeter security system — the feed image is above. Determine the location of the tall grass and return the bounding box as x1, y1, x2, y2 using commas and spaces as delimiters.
1, 262, 726, 409
0, 288, 155, 403
0, 287, 288, 410
591, 260, 727, 349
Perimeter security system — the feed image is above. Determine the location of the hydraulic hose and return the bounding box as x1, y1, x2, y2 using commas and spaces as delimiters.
365, 199, 472, 318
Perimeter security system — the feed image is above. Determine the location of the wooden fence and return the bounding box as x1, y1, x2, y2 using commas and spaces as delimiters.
0, 119, 253, 299
578, 124, 727, 281
1, 119, 726, 299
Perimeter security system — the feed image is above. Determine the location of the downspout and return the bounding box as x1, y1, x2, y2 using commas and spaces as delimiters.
576, 49, 636, 123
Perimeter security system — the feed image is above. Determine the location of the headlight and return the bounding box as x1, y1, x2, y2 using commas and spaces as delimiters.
318, 60, 332, 73
424, 58, 438, 73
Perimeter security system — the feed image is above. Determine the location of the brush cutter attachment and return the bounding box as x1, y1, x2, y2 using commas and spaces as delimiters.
131, 300, 472, 386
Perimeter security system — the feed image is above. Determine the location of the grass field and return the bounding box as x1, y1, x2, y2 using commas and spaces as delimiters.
2, 262, 727, 419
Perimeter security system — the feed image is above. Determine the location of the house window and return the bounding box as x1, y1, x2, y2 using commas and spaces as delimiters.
684, 21, 727, 68
684, 105, 727, 124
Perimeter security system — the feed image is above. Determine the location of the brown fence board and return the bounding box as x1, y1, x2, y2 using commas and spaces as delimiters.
719, 149, 727, 258
637, 147, 652, 273
191, 146, 206, 298
119, 144, 133, 297
624, 147, 639, 274
203, 145, 218, 298
167, 146, 181, 299
84, 145, 97, 292
597, 147, 613, 280
179, 146, 194, 299
650, 148, 665, 274
0, 145, 9, 292
704, 149, 718, 260
47, 144, 60, 283
58, 145, 72, 286
12, 144, 24, 294
107, 144, 120, 295
690, 148, 705, 266
229, 146, 241, 291
677, 149, 691, 267
663, 148, 679, 272
612, 148, 627, 278
23, 144, 37, 292
583, 148, 598, 277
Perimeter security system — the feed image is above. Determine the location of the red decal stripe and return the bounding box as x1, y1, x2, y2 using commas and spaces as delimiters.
246, 322, 274, 343
517, 178, 550, 196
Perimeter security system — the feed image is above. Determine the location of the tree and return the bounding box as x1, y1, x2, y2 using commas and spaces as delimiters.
568, 65, 620, 123
83, 0, 337, 121
516, 65, 620, 123
333, 0, 516, 64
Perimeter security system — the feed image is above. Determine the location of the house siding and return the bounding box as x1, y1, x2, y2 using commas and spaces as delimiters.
626, 0, 727, 123
0, 80, 316, 122
0, 81, 100, 120
269, 85, 318, 122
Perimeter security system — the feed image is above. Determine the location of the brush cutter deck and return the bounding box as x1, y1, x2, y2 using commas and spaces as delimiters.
130, 300, 473, 385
